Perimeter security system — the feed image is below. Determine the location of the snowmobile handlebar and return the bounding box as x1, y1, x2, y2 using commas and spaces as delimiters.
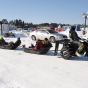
57, 38, 70, 44
79, 38, 87, 42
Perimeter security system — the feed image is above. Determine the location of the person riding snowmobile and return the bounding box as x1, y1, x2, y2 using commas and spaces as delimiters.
69, 26, 85, 57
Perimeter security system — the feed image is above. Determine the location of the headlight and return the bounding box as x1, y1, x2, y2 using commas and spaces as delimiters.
56, 36, 63, 40
63, 36, 67, 38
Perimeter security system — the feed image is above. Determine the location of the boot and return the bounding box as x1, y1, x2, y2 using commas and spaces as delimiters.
75, 44, 84, 57
22, 45, 25, 48
75, 50, 82, 57
54, 52, 57, 56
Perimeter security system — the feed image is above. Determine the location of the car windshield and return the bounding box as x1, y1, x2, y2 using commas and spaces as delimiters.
63, 26, 71, 31
47, 30, 58, 34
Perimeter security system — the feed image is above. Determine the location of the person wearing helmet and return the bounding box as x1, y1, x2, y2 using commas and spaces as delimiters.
69, 26, 81, 42
0, 36, 8, 46
69, 26, 84, 57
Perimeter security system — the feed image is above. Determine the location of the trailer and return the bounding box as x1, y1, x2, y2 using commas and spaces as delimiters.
0, 24, 9, 35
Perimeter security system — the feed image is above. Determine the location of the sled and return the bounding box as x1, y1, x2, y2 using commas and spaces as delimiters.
24, 47, 51, 54
0, 43, 20, 50
4, 33, 15, 38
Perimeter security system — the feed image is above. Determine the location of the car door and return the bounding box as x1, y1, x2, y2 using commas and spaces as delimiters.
41, 30, 50, 40
35, 30, 43, 40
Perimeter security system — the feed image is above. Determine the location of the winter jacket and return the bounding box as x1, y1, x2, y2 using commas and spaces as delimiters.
69, 27, 81, 41
36, 40, 43, 49
0, 39, 8, 46
33, 40, 43, 50
14, 39, 21, 46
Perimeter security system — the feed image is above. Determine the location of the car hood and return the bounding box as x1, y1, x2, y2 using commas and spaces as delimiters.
53, 33, 66, 37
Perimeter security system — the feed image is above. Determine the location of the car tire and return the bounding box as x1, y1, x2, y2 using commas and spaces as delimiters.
31, 35, 36, 41
49, 36, 55, 43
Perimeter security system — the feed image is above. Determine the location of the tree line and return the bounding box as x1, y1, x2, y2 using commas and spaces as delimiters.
0, 19, 83, 28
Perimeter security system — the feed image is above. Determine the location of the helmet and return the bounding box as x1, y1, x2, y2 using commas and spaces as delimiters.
0, 36, 3, 40
71, 26, 75, 31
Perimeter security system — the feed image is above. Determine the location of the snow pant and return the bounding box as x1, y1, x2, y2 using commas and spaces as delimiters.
54, 41, 59, 55
70, 40, 84, 55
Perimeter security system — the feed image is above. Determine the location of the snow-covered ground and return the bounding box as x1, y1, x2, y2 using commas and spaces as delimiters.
0, 30, 88, 88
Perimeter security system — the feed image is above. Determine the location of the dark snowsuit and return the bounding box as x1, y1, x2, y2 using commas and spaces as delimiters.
8, 37, 21, 49
0, 39, 8, 46
14, 38, 21, 46
69, 26, 81, 46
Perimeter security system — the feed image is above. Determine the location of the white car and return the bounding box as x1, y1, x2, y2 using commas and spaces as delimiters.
29, 29, 67, 43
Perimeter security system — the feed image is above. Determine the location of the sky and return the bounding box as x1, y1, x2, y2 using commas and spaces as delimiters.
0, 0, 88, 24
0, 30, 88, 88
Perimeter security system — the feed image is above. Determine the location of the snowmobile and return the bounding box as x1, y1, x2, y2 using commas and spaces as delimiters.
54, 39, 88, 59
24, 46, 52, 54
